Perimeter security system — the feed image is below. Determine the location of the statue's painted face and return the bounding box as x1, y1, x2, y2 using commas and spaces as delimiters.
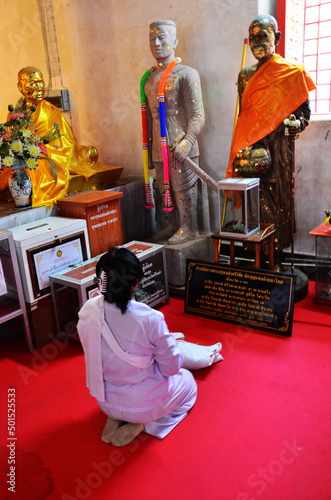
249, 21, 276, 63
19, 70, 45, 102
149, 25, 177, 62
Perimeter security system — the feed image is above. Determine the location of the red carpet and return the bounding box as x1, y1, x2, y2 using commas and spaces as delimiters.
1, 281, 331, 500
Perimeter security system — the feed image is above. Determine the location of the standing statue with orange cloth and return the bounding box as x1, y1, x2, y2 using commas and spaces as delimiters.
226, 15, 316, 265
0, 66, 101, 207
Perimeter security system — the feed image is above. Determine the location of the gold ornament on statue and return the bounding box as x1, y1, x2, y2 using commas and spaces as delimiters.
81, 146, 99, 164
233, 140, 272, 177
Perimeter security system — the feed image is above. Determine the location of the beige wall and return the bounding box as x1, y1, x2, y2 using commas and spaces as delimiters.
0, 0, 259, 175
1, 0, 329, 253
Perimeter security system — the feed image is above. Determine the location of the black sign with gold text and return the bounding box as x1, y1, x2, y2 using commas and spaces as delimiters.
185, 260, 296, 336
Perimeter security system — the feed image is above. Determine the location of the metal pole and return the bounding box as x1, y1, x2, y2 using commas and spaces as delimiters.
290, 135, 295, 274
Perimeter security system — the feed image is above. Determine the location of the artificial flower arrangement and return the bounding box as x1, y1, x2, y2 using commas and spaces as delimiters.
0, 98, 60, 189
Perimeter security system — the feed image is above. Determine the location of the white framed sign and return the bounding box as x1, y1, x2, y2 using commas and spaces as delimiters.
33, 238, 83, 291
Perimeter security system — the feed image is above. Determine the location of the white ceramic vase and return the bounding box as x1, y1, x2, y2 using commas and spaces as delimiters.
8, 171, 32, 208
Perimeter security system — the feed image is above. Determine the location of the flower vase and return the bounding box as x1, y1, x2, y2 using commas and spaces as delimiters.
8, 171, 32, 208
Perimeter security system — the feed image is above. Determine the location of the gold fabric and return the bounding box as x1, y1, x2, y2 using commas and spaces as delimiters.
0, 100, 101, 207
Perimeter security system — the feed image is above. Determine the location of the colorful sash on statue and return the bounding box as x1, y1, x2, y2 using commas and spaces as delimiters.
140, 66, 157, 208
157, 57, 181, 211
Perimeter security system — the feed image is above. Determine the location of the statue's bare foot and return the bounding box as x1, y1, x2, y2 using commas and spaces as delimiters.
150, 224, 177, 243
167, 227, 196, 245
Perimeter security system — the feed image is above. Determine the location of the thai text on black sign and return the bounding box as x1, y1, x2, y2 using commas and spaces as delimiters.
185, 260, 296, 336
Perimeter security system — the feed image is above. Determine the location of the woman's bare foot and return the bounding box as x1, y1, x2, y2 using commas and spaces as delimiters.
110, 422, 144, 447
101, 417, 123, 443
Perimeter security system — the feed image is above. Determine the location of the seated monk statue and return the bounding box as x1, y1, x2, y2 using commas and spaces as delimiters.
0, 66, 111, 207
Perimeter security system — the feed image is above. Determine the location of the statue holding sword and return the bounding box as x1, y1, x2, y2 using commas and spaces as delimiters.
142, 19, 211, 245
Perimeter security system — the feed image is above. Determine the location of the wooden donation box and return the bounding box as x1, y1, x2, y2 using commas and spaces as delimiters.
121, 241, 170, 307
49, 241, 169, 339
57, 190, 123, 257
9, 217, 90, 348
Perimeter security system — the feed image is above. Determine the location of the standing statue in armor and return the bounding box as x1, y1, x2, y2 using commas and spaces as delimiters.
144, 20, 209, 244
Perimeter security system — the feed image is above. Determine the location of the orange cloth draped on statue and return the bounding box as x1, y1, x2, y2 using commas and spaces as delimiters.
0, 100, 101, 207
226, 54, 316, 181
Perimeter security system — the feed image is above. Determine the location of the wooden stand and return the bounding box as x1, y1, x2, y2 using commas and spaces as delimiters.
212, 222, 276, 270
57, 190, 123, 257
26, 294, 57, 348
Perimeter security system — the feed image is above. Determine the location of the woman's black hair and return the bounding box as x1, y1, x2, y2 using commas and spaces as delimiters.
96, 247, 143, 313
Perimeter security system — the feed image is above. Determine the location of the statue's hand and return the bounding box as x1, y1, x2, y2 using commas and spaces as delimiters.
174, 138, 193, 162
81, 145, 99, 164
170, 132, 194, 163
284, 114, 302, 137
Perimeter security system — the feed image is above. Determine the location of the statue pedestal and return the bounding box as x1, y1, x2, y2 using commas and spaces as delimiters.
164, 236, 214, 288
0, 165, 124, 202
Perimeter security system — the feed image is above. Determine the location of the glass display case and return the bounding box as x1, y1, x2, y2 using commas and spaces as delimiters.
217, 177, 260, 238
0, 229, 33, 351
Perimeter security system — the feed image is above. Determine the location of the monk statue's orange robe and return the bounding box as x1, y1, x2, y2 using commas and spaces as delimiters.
226, 54, 316, 180
225, 54, 316, 257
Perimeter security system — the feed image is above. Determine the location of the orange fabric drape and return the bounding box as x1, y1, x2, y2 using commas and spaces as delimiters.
0, 100, 101, 207
226, 54, 316, 180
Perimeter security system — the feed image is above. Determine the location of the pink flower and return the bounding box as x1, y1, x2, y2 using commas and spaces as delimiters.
36, 142, 47, 154
10, 113, 25, 120
2, 132, 11, 140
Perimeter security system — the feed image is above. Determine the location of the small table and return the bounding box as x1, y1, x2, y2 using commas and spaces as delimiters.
211, 223, 276, 270
309, 222, 331, 304
50, 241, 170, 339
50, 257, 99, 339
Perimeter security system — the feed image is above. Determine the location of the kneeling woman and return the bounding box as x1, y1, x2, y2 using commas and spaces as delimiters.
77, 247, 197, 447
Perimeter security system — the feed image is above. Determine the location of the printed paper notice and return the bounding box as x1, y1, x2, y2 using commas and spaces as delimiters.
33, 238, 83, 291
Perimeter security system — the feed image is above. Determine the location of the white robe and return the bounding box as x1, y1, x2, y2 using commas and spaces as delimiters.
77, 296, 197, 438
